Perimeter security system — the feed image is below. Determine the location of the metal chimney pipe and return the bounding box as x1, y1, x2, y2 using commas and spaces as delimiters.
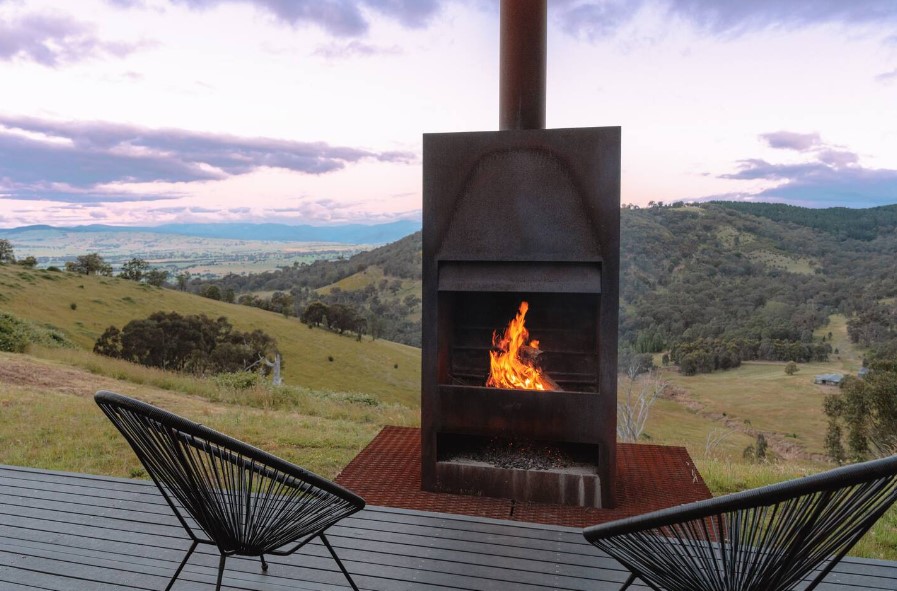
499, 0, 547, 130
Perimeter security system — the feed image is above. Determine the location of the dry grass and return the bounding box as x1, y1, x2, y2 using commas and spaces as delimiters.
663, 362, 834, 457
0, 352, 417, 480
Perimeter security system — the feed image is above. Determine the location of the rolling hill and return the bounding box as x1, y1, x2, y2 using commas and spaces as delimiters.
0, 264, 420, 406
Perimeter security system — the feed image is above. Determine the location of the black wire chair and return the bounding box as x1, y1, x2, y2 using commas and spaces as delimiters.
95, 390, 365, 591
583, 454, 897, 591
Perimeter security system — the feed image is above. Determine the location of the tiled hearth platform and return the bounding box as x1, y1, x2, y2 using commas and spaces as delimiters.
336, 426, 712, 528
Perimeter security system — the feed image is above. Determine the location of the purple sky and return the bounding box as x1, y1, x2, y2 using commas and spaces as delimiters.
1, 0, 896, 227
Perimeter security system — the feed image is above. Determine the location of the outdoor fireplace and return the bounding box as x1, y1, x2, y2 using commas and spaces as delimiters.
420, 0, 620, 508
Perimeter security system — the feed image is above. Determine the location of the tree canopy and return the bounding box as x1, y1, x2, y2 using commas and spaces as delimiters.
94, 312, 279, 375
0, 239, 14, 264
66, 253, 112, 276
825, 359, 897, 463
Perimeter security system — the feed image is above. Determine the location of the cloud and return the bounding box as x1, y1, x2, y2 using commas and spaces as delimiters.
105, 0, 148, 7
876, 67, 897, 83
313, 40, 402, 59
167, 0, 446, 37
817, 149, 859, 167
663, 0, 897, 36
556, 0, 897, 40
0, 179, 183, 204
0, 115, 415, 202
714, 132, 897, 208
0, 13, 146, 66
760, 131, 821, 151
556, 1, 644, 40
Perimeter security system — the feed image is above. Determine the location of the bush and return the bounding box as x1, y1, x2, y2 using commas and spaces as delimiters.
214, 371, 260, 390
0, 313, 29, 353
93, 311, 279, 375
0, 313, 74, 352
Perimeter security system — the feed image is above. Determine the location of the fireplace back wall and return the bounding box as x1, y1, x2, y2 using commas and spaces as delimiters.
421, 126, 620, 508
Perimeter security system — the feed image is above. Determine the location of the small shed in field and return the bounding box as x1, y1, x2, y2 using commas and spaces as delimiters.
814, 373, 843, 386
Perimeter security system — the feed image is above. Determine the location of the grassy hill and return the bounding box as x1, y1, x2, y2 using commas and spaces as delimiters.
0, 265, 420, 406
0, 351, 416, 480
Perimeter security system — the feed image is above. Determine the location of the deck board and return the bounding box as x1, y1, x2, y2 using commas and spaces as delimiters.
1, 464, 895, 590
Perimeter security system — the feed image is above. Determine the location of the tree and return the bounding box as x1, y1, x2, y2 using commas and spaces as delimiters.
145, 268, 169, 287
93, 312, 279, 375
0, 239, 14, 264
119, 258, 150, 281
327, 304, 358, 334
17, 256, 37, 268
270, 291, 293, 317
824, 359, 897, 462
199, 285, 222, 300
301, 301, 329, 327
618, 348, 655, 378
617, 369, 667, 442
743, 433, 769, 462
784, 361, 799, 375
93, 326, 122, 358
66, 253, 112, 276
176, 271, 191, 291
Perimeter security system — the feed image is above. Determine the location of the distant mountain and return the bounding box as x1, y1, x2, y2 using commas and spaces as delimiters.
0, 220, 422, 244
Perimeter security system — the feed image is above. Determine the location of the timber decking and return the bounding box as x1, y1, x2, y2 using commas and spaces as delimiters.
0, 464, 895, 590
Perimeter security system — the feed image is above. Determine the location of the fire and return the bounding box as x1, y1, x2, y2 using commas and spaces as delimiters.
486, 301, 553, 391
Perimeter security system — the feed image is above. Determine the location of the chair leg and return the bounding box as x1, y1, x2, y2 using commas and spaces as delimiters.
260, 554, 268, 572
166, 540, 199, 591
620, 572, 637, 591
320, 532, 360, 591
215, 554, 227, 591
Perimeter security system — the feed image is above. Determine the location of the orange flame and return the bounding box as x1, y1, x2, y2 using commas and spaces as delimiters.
486, 301, 552, 391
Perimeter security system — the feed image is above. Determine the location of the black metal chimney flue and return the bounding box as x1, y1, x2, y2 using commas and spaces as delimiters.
499, 0, 547, 130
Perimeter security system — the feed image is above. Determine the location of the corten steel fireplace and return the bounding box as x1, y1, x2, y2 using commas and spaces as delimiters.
421, 1, 620, 508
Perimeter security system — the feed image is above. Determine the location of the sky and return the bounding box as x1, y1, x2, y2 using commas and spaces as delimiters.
1, 0, 896, 228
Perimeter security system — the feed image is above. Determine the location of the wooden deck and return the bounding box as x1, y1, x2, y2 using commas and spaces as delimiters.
1, 464, 896, 590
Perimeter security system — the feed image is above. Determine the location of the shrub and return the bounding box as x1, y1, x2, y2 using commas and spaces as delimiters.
93, 311, 279, 375
0, 313, 73, 352
214, 371, 260, 391
0, 313, 29, 353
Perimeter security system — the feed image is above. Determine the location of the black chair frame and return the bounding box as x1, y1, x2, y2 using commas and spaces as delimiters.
95, 390, 365, 590
584, 454, 897, 591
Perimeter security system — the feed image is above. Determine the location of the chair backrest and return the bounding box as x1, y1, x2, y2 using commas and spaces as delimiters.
96, 390, 364, 555
584, 455, 897, 591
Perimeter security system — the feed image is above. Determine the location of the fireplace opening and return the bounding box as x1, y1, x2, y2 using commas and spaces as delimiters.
437, 434, 597, 470
442, 291, 600, 393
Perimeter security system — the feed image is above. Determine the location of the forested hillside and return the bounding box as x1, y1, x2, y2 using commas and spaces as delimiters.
192, 232, 423, 345
620, 203, 897, 373
191, 203, 897, 369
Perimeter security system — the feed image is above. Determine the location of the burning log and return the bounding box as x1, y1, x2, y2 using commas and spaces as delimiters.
486, 301, 562, 391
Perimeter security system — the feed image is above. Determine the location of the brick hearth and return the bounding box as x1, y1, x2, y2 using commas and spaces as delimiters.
335, 426, 711, 528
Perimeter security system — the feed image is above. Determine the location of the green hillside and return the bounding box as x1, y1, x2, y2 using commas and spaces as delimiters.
0, 265, 420, 406
192, 204, 897, 365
